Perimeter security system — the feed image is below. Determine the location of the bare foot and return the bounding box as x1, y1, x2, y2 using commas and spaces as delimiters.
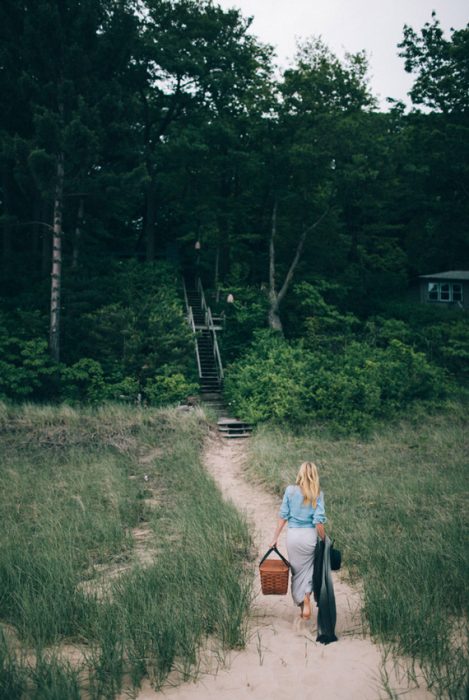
303, 595, 311, 620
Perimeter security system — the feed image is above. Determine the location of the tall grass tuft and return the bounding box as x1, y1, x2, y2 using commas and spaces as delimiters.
0, 402, 253, 697
245, 405, 468, 699
29, 654, 82, 700
0, 631, 26, 700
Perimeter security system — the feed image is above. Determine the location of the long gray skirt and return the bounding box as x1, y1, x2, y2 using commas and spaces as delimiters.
286, 527, 318, 606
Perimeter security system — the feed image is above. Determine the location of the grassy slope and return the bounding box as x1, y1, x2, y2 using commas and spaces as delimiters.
245, 404, 468, 700
0, 403, 253, 699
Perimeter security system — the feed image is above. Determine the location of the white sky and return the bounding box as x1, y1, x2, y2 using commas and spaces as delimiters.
215, 0, 468, 109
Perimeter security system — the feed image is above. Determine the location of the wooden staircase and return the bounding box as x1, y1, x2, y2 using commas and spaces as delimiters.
185, 285, 222, 397
183, 277, 252, 438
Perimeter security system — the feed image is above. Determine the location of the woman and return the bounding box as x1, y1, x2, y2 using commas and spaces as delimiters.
271, 461, 326, 620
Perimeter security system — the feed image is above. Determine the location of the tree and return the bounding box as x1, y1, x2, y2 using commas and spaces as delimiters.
263, 39, 376, 328
268, 201, 329, 332
397, 15, 469, 273
0, 0, 143, 362
133, 0, 272, 261
399, 13, 469, 114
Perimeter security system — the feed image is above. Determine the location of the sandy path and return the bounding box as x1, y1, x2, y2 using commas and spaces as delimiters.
131, 433, 431, 700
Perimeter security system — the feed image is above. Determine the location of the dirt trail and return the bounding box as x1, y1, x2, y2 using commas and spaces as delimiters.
132, 433, 431, 700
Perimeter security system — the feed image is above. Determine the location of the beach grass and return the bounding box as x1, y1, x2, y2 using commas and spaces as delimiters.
245, 404, 468, 699
0, 402, 253, 698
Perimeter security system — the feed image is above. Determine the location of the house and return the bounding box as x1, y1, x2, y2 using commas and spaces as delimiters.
419, 271, 469, 309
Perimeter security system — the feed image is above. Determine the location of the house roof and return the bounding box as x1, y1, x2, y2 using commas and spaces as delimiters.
419, 271, 469, 281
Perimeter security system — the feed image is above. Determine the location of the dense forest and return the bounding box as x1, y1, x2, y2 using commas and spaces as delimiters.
1, 0, 468, 428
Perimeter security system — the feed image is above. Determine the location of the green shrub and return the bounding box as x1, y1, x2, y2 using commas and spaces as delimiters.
290, 281, 360, 350
308, 340, 447, 431
76, 263, 195, 386
60, 358, 107, 402
424, 319, 469, 378
376, 339, 448, 405
224, 332, 449, 432
81, 303, 135, 378
376, 301, 469, 380
307, 357, 382, 432
0, 261, 198, 406
0, 328, 58, 401
103, 375, 140, 402
144, 370, 198, 406
224, 331, 313, 423
364, 316, 413, 346
217, 285, 270, 362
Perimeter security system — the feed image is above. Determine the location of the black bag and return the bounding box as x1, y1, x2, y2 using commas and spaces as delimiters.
330, 539, 341, 571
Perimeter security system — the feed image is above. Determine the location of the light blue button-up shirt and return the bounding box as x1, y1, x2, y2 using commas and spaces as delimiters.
279, 485, 327, 528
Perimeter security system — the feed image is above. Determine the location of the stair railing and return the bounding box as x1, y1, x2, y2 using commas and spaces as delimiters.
197, 277, 208, 317
188, 307, 203, 379
183, 278, 203, 379
206, 307, 224, 381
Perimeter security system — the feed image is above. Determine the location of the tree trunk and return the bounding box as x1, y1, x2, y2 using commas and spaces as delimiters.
49, 153, 64, 362
268, 296, 283, 332
267, 200, 329, 332
72, 197, 84, 269
268, 200, 283, 332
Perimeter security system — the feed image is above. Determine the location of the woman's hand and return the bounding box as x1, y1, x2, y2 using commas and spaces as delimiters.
270, 540, 277, 549
316, 523, 326, 541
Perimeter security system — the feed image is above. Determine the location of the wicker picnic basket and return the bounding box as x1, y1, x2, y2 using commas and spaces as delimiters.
259, 545, 290, 595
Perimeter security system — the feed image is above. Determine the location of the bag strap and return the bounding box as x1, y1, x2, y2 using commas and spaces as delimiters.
259, 545, 290, 568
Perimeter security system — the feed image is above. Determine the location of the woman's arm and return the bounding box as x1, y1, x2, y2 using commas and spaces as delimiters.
313, 492, 326, 540
271, 518, 287, 547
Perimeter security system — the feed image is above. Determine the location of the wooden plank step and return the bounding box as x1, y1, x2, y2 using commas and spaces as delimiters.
218, 423, 253, 430
222, 432, 252, 439
217, 418, 252, 428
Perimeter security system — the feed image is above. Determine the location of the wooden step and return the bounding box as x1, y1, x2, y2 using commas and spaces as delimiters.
218, 430, 252, 439
217, 417, 253, 439
201, 391, 222, 400
218, 425, 252, 434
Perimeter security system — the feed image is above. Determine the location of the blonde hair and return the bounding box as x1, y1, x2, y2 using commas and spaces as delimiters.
296, 461, 320, 508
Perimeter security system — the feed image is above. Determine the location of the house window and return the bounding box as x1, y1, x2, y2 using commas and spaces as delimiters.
440, 283, 450, 301
427, 282, 464, 303
453, 284, 463, 302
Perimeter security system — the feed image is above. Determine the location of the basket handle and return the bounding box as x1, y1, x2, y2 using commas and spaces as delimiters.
259, 545, 290, 568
